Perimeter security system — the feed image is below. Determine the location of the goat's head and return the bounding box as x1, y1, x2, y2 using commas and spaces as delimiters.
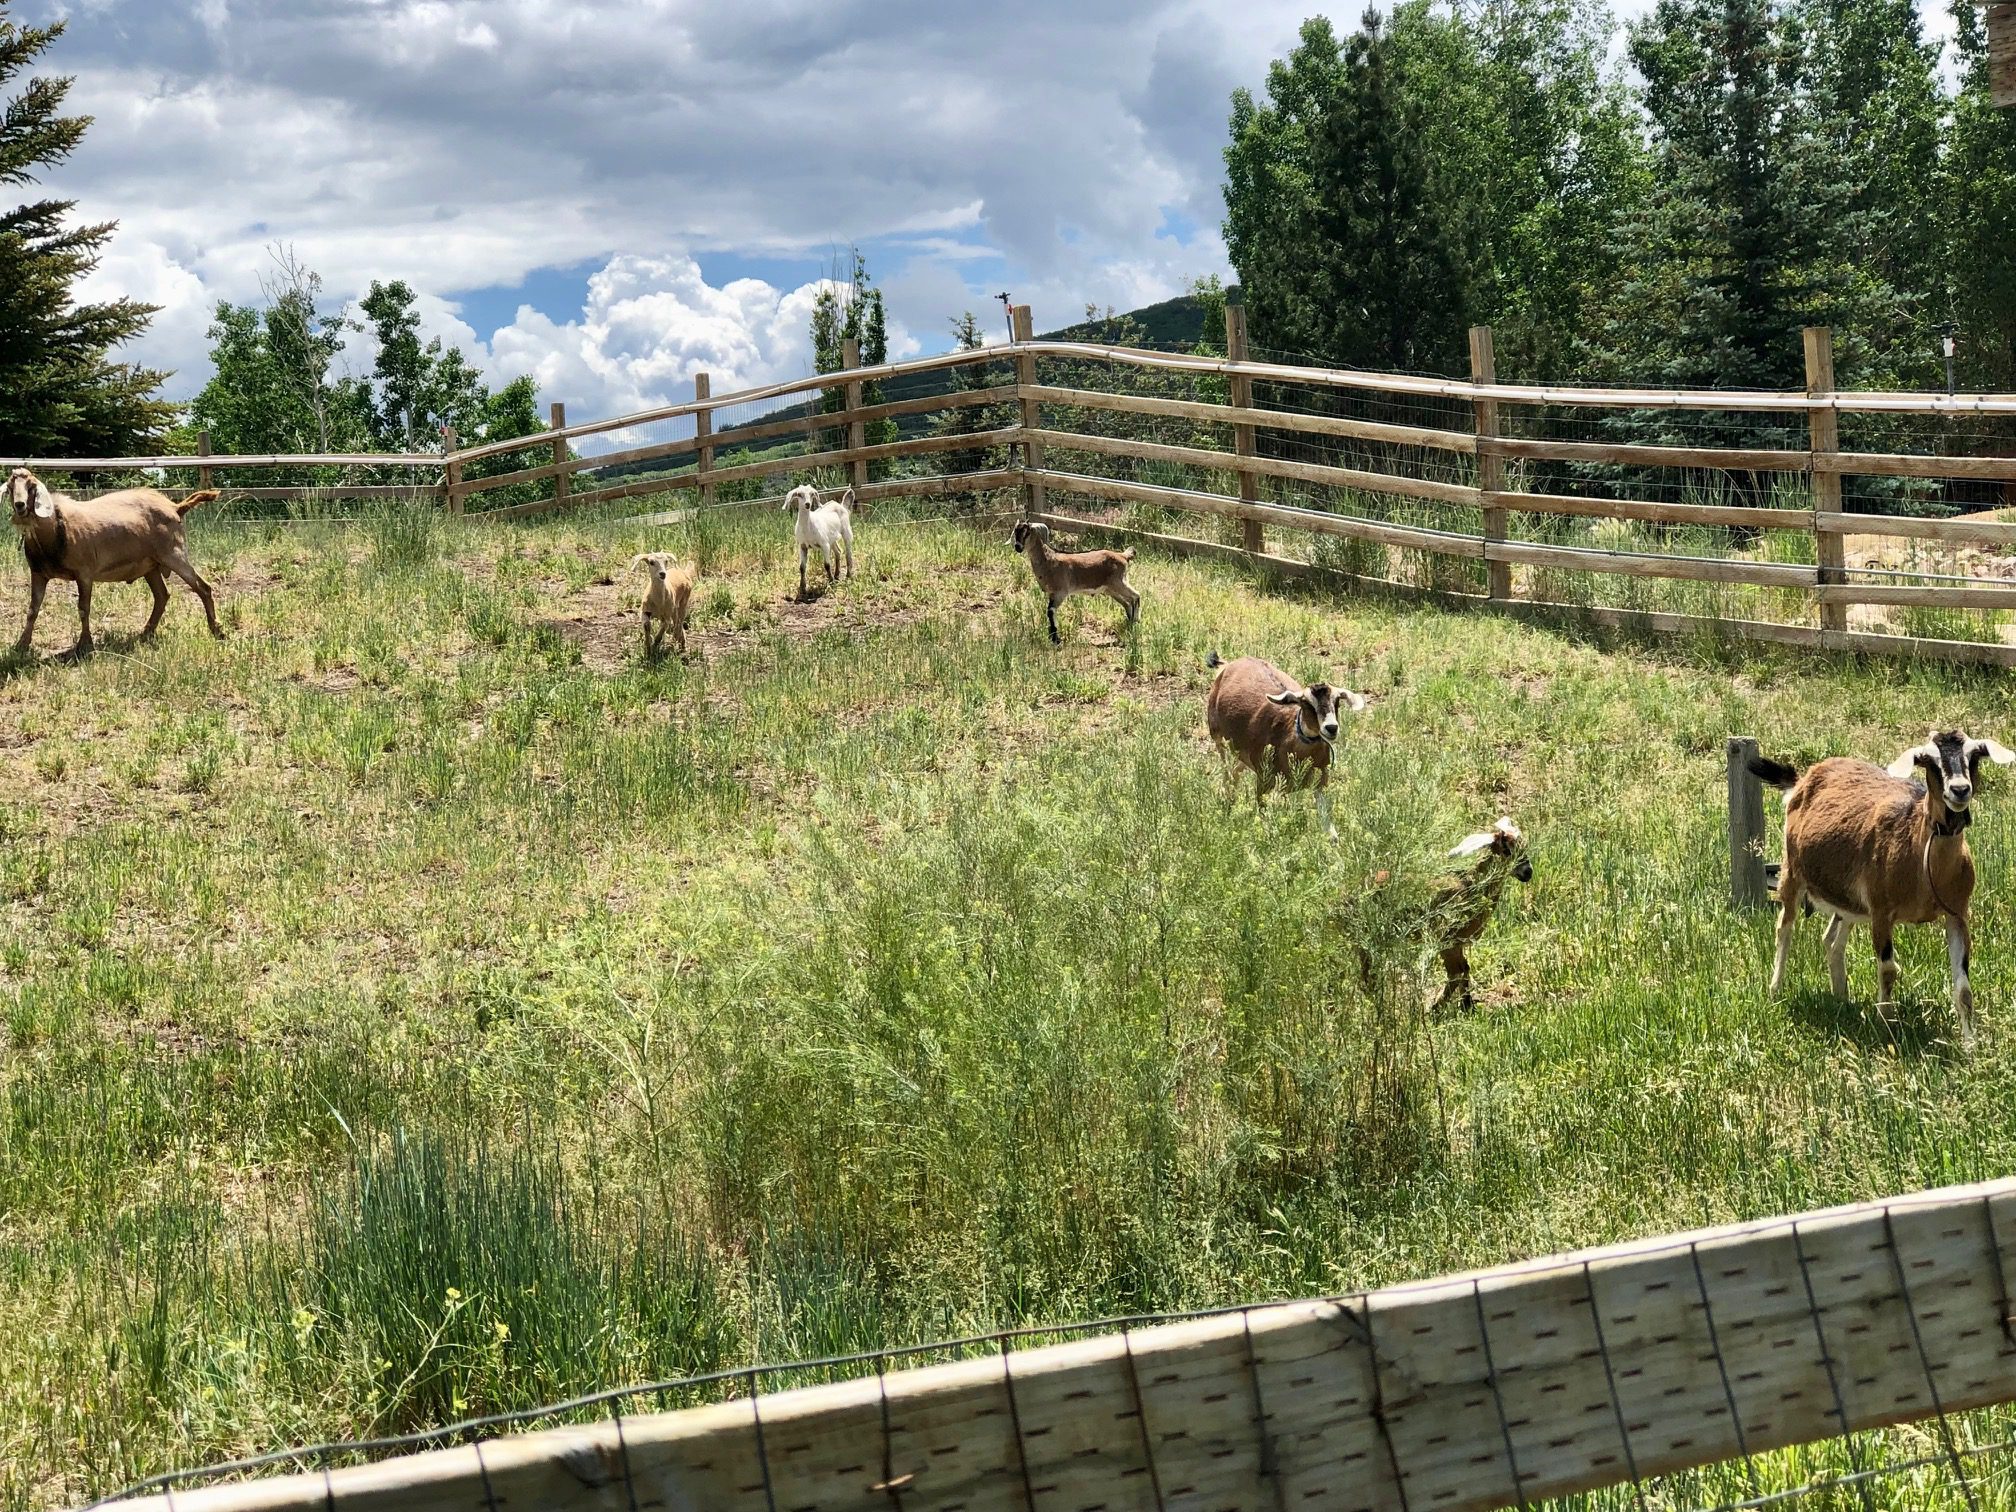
629, 551, 678, 589
783, 483, 820, 514
1450, 817, 1532, 881
1888, 729, 2016, 818
6, 468, 51, 524
1266, 679, 1369, 744
1008, 520, 1050, 554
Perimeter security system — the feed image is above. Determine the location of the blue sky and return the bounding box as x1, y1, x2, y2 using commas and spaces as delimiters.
25, 0, 1958, 430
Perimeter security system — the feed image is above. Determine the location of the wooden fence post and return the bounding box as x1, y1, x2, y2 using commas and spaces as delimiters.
548, 402, 569, 511
1805, 327, 1847, 634
1728, 735, 1768, 911
842, 337, 867, 495
1011, 305, 1044, 520
1470, 326, 1512, 601
1226, 304, 1262, 556
442, 427, 462, 515
692, 375, 714, 511
197, 430, 214, 495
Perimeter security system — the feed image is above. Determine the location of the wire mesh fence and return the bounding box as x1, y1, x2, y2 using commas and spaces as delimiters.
82, 1179, 2016, 1512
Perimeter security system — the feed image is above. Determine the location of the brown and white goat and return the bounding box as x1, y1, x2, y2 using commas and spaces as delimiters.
1204, 651, 1368, 838
630, 551, 696, 656
1359, 817, 1533, 1009
1751, 728, 2015, 1047
7, 467, 223, 657
1007, 521, 1139, 643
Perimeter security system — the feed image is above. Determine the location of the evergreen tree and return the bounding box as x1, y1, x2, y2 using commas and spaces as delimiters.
1588, 0, 1831, 466
1944, 0, 2016, 394
0, 12, 172, 455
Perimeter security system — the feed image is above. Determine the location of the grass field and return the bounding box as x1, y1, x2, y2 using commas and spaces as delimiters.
6, 499, 2016, 1508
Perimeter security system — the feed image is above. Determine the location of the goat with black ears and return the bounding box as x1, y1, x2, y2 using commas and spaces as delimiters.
1751, 727, 2014, 1047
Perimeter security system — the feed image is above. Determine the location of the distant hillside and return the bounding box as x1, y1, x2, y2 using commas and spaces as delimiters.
591, 289, 1233, 484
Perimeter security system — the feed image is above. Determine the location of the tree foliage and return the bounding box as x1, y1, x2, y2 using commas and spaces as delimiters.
1223, 0, 1967, 405
0, 10, 172, 455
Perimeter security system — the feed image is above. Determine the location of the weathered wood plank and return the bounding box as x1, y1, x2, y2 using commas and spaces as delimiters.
1814, 511, 2016, 546
1501, 491, 1811, 531
1486, 538, 1818, 587
1816, 582, 2016, 610
111, 1181, 2016, 1512
1021, 383, 1479, 454
1472, 326, 1512, 600
1029, 428, 1482, 507
1807, 329, 1847, 631
1039, 469, 1483, 556
1483, 436, 1809, 471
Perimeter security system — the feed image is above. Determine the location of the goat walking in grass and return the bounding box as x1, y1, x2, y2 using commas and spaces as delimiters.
1204, 651, 1367, 838
1358, 818, 1533, 1010
1007, 521, 1139, 643
785, 483, 854, 600
1751, 728, 2014, 1047
630, 551, 696, 656
7, 467, 223, 658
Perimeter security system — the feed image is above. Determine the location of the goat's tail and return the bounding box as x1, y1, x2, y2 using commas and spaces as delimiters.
1120, 547, 1136, 561
176, 489, 220, 517
1747, 754, 1800, 792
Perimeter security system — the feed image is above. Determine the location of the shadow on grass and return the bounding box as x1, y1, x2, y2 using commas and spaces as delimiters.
1785, 985, 1953, 1058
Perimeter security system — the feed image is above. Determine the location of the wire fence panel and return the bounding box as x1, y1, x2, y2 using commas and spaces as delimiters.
89, 1179, 2016, 1512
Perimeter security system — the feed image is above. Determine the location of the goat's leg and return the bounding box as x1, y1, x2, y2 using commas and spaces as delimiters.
67, 577, 94, 658
15, 572, 47, 653
842, 528, 853, 580
1768, 877, 1804, 995
1435, 945, 1472, 1011
672, 612, 687, 656
1824, 914, 1849, 999
139, 570, 170, 638
799, 544, 809, 600
1315, 774, 1337, 841
164, 549, 223, 638
1872, 912, 1899, 1012
1106, 580, 1140, 625
1046, 595, 1062, 644
1947, 913, 1976, 1048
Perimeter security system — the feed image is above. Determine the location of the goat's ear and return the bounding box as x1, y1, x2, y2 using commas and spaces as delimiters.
29, 480, 50, 519
1968, 738, 2016, 766
1449, 831, 1497, 858
1267, 689, 1302, 706
1339, 689, 1368, 713
628, 554, 647, 571
1888, 744, 1936, 780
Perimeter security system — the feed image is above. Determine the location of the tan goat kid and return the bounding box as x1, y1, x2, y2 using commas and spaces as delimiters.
1007, 521, 1139, 643
7, 467, 223, 657
1204, 652, 1368, 839
1751, 728, 2015, 1047
630, 551, 696, 656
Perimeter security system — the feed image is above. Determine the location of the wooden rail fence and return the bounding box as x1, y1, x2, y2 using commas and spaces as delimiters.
99, 1178, 2016, 1512
10, 311, 2016, 664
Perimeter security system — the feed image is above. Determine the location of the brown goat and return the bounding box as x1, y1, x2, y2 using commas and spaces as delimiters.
1204, 652, 1367, 837
7, 467, 223, 657
1007, 521, 1139, 643
1751, 728, 2015, 1047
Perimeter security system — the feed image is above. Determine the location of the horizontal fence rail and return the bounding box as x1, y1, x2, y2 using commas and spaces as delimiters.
10, 313, 2016, 664
97, 1178, 2016, 1512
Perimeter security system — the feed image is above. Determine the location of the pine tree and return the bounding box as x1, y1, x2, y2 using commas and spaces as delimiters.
0, 12, 172, 455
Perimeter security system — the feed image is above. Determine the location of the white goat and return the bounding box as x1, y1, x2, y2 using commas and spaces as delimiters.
784, 483, 854, 600
1751, 727, 2015, 1048
629, 551, 696, 656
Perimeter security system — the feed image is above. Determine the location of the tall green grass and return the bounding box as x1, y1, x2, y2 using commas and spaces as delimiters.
5, 504, 2016, 1504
